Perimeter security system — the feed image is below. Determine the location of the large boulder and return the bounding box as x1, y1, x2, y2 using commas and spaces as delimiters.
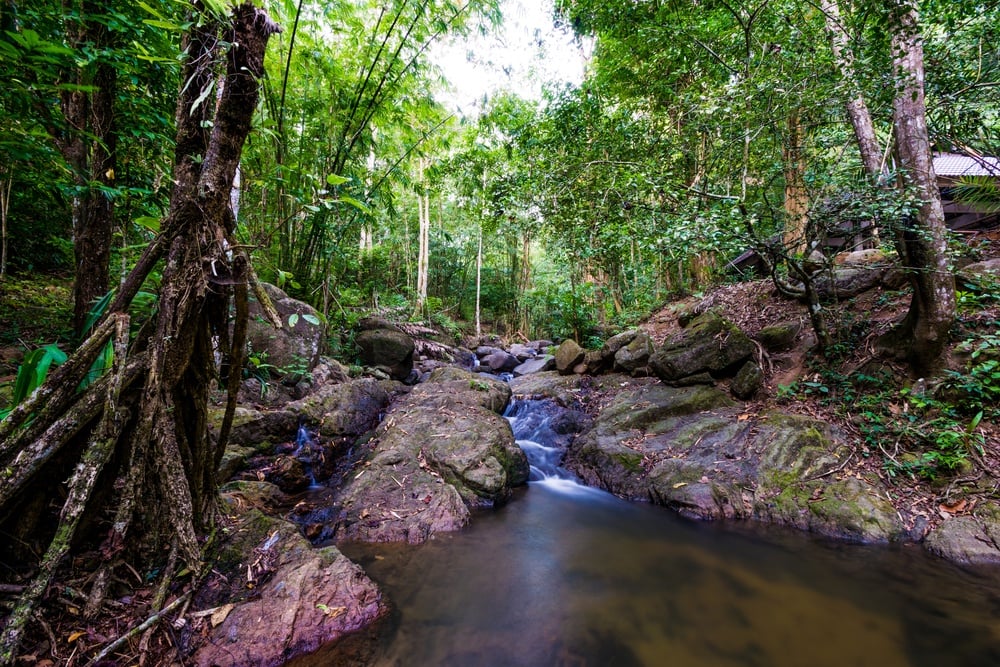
564, 381, 905, 543
247, 283, 325, 378
192, 511, 385, 667
355, 328, 415, 381
330, 368, 528, 543
288, 378, 393, 439
649, 312, 754, 384
923, 505, 1000, 565
512, 354, 555, 377
554, 339, 586, 375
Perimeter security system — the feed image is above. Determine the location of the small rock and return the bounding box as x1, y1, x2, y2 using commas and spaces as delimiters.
555, 339, 586, 375
730, 360, 763, 399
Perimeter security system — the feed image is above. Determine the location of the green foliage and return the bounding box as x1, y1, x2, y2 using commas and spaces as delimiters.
1, 343, 67, 420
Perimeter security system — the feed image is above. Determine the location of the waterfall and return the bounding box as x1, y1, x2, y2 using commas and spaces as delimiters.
504, 399, 603, 498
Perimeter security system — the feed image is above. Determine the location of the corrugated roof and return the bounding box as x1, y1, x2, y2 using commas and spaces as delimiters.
933, 152, 1000, 178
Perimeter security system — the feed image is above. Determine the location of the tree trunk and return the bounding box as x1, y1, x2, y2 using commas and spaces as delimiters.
821, 0, 885, 182
0, 4, 279, 661
782, 109, 809, 256
413, 159, 430, 317
59, 2, 118, 336
878, 0, 955, 375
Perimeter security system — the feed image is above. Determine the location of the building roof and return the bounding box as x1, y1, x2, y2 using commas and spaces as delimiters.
933, 152, 1000, 178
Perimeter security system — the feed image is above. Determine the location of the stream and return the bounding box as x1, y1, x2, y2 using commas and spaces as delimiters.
311, 399, 1000, 666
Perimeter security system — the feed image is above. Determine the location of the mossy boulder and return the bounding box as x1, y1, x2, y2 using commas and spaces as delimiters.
288, 377, 392, 438
756, 321, 800, 351
355, 328, 415, 381
730, 360, 764, 399
614, 330, 653, 374
649, 312, 754, 384
565, 389, 904, 543
554, 339, 586, 375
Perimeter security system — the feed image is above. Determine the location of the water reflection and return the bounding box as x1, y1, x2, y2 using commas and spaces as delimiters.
329, 484, 1000, 666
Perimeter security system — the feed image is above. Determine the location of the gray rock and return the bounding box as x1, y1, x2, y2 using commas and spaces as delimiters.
288, 378, 392, 438
512, 354, 555, 377
730, 360, 764, 399
601, 330, 639, 359
564, 386, 904, 543
960, 257, 1000, 277
247, 283, 325, 379
649, 312, 754, 384
483, 349, 520, 372
924, 507, 1000, 565
554, 339, 586, 375
331, 368, 527, 544
508, 343, 537, 361
356, 328, 415, 380
756, 321, 800, 352
613, 330, 653, 374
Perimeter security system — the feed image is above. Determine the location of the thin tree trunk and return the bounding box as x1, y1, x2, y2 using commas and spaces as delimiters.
878, 0, 955, 374
475, 223, 483, 338
782, 109, 809, 256
0, 168, 10, 281
821, 0, 885, 182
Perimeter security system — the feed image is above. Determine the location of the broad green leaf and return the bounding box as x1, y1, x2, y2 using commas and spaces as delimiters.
326, 174, 351, 186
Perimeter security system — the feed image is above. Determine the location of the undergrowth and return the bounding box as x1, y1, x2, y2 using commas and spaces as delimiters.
778, 320, 999, 482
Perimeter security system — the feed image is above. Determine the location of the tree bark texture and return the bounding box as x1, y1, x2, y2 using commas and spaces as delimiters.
782, 109, 809, 256
0, 4, 279, 662
60, 1, 118, 336
880, 0, 955, 374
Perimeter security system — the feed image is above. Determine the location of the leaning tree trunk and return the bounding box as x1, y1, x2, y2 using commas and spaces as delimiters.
821, 0, 885, 183
0, 3, 279, 662
878, 0, 955, 375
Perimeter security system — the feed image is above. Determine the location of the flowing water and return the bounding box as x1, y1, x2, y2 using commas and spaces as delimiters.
314, 400, 1000, 666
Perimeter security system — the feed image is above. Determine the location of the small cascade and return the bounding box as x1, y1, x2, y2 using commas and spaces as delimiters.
504, 399, 602, 497
292, 422, 323, 489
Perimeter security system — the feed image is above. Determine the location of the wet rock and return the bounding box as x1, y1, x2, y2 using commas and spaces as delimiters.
331, 368, 527, 544
730, 360, 764, 399
565, 386, 905, 543
192, 511, 384, 667
356, 329, 414, 381
211, 406, 297, 448
509, 371, 588, 407
247, 283, 325, 379
270, 455, 311, 493
288, 378, 392, 438
924, 505, 1000, 565
483, 349, 520, 373
554, 339, 586, 375
508, 343, 537, 361
649, 312, 754, 385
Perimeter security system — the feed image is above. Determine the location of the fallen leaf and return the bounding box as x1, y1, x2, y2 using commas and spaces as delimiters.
211, 603, 235, 627
699, 476, 710, 484
67, 631, 87, 644
672, 482, 687, 489
939, 498, 968, 514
